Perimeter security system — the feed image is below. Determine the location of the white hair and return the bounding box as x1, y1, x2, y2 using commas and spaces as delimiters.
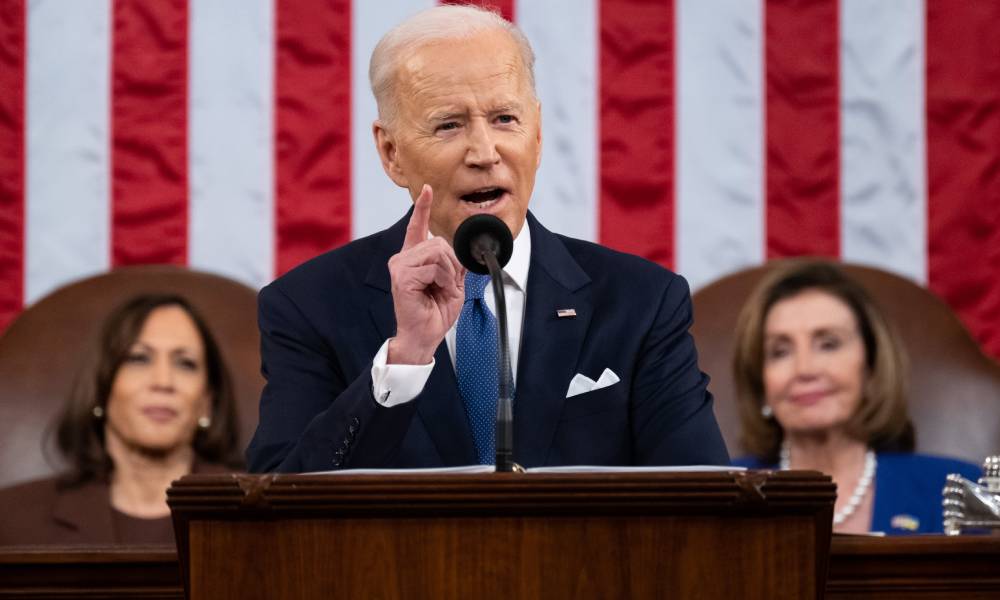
369, 4, 537, 127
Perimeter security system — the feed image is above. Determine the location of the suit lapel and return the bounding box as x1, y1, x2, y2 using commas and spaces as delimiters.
365, 212, 407, 340
416, 343, 478, 464
514, 214, 592, 467
364, 211, 477, 465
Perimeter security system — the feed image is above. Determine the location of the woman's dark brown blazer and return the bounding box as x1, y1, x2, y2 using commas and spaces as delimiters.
0, 463, 229, 546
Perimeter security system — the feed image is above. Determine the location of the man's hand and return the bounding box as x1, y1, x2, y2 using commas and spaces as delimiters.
387, 185, 466, 365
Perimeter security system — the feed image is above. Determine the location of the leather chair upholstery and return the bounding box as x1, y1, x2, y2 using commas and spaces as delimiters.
692, 261, 1000, 465
0, 267, 263, 488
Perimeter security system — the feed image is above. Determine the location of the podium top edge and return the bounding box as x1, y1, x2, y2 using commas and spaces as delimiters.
166, 470, 836, 517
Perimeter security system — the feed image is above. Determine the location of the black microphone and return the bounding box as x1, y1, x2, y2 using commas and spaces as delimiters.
453, 215, 519, 473
453, 214, 514, 275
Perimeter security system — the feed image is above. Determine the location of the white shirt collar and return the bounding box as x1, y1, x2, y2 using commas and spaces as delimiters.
503, 220, 531, 292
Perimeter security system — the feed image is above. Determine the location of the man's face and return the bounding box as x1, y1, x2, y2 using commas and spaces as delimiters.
374, 30, 542, 243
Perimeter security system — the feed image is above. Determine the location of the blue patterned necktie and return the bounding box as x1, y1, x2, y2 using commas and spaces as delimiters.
456, 272, 498, 465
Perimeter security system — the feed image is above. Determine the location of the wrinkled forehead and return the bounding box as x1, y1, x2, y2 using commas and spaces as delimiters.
395, 31, 532, 97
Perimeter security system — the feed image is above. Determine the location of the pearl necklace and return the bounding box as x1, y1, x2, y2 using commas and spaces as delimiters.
779, 442, 877, 526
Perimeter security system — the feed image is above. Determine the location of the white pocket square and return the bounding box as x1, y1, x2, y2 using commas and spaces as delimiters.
566, 368, 621, 398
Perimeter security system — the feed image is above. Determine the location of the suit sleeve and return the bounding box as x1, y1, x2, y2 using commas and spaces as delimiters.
630, 274, 731, 466
245, 283, 420, 473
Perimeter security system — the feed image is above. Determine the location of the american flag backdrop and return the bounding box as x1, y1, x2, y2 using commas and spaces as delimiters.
0, 1, 998, 357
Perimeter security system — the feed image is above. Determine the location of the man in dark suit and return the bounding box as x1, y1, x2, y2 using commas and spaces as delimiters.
246, 5, 729, 473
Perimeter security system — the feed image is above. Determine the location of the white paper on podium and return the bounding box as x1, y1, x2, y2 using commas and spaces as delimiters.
524, 465, 746, 473
308, 465, 744, 476
309, 465, 496, 476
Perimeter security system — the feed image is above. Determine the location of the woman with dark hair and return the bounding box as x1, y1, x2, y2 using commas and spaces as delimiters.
731, 260, 980, 534
0, 294, 242, 545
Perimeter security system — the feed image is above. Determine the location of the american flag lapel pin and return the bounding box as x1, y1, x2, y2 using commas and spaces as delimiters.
556, 308, 577, 318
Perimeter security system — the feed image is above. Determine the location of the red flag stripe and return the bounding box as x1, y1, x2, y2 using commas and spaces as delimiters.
764, 0, 840, 259
599, 0, 675, 268
111, 0, 189, 267
442, 1, 515, 21
925, 1, 1000, 358
274, 0, 352, 276
0, 0, 25, 331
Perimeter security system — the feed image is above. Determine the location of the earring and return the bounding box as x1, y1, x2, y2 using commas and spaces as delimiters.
760, 404, 773, 419
92, 406, 104, 419
197, 416, 211, 429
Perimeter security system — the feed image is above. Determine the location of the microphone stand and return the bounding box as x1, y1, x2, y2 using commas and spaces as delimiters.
481, 250, 519, 473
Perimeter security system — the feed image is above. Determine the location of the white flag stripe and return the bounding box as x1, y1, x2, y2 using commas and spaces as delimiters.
517, 0, 598, 242
189, 0, 275, 289
840, 0, 926, 284
12, 1, 996, 360
676, 0, 764, 291
351, 0, 436, 240
25, 0, 111, 303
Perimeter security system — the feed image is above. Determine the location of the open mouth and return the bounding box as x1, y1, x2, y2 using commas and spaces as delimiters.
460, 187, 507, 206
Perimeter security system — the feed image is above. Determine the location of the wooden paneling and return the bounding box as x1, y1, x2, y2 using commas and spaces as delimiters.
2, 531, 999, 598
828, 535, 1000, 599
169, 471, 836, 599
0, 546, 181, 599
188, 515, 818, 599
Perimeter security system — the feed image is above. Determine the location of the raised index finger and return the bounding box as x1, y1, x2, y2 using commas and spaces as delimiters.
402, 184, 433, 250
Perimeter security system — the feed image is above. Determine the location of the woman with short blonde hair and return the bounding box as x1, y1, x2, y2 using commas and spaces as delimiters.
731, 260, 979, 534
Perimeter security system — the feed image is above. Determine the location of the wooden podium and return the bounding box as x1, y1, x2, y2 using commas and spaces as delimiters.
168, 470, 835, 599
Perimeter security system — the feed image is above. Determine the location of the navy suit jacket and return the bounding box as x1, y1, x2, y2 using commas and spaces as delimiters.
246, 211, 729, 472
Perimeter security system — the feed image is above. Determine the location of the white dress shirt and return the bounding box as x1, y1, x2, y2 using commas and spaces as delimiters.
370, 224, 531, 407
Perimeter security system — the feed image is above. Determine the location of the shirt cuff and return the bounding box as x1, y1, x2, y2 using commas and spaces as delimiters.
370, 338, 435, 407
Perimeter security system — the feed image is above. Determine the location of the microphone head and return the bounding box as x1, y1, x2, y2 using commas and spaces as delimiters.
453, 214, 514, 275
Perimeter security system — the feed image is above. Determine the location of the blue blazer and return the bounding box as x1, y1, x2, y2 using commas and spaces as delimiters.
246, 211, 730, 472
733, 453, 982, 534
